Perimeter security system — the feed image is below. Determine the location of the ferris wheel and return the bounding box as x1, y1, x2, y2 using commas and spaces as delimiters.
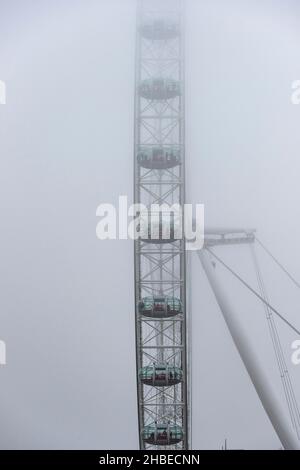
134, 0, 190, 450
133, 0, 300, 451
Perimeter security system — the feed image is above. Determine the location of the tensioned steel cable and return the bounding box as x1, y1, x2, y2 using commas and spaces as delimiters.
256, 237, 300, 292
205, 247, 300, 336
250, 244, 300, 438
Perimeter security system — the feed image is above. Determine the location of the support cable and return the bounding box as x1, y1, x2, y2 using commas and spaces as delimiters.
256, 237, 300, 292
205, 247, 300, 336
250, 244, 300, 438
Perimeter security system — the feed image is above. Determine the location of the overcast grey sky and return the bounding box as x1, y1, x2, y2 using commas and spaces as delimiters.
0, 0, 300, 450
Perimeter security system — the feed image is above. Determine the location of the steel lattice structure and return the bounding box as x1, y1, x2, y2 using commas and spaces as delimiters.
134, 0, 189, 450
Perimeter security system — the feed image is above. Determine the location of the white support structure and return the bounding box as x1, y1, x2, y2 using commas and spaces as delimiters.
198, 248, 300, 450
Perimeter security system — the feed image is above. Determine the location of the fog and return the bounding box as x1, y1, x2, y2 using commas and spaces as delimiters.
0, 0, 300, 449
